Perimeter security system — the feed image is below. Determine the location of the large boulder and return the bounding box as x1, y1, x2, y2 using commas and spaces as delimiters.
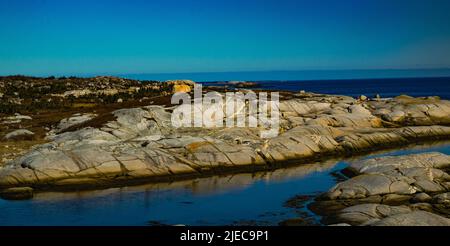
311, 152, 450, 226
326, 152, 450, 200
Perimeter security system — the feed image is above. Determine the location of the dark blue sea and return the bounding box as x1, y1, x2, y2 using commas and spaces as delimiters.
201, 77, 450, 99
124, 70, 450, 99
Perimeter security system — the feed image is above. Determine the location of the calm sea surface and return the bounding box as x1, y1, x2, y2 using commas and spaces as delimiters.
125, 71, 450, 99
201, 77, 450, 99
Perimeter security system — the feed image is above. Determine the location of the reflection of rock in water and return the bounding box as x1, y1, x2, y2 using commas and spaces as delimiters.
29, 160, 339, 201
189, 160, 338, 195
27, 141, 450, 202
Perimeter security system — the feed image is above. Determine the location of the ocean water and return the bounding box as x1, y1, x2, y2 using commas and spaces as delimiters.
0, 142, 449, 226
124, 71, 450, 99
124, 69, 450, 82
201, 77, 450, 99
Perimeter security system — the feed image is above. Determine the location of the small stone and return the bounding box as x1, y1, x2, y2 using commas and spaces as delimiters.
0, 187, 34, 200
3, 129, 35, 141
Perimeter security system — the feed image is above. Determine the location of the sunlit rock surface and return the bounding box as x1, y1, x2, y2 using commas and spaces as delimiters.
310, 152, 450, 226
0, 92, 449, 190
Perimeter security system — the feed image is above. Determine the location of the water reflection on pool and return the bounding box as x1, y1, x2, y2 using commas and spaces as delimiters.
0, 142, 449, 226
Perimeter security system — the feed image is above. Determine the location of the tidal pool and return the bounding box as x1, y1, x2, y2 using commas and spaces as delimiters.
1, 142, 449, 226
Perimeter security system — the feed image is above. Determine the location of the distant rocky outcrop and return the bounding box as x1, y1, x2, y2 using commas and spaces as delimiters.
228, 81, 259, 88
203, 81, 260, 89
166, 80, 196, 93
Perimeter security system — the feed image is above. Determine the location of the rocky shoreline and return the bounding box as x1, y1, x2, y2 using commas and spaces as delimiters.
303, 152, 450, 226
0, 78, 449, 201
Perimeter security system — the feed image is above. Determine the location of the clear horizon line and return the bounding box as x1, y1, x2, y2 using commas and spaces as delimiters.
119, 67, 450, 76
2, 67, 450, 79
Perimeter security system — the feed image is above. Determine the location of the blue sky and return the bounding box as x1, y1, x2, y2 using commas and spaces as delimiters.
0, 0, 450, 76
